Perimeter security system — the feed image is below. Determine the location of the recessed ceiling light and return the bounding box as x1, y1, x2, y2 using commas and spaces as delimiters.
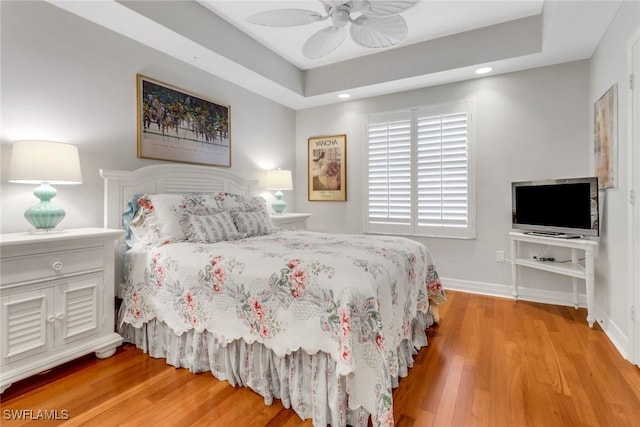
475, 67, 493, 75
338, 93, 351, 99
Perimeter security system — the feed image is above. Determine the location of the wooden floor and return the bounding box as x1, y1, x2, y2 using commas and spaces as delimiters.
2, 290, 640, 426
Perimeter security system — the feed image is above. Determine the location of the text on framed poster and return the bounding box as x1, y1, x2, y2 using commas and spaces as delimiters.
308, 134, 347, 201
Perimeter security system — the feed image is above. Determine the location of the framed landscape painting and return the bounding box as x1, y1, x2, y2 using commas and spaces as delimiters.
308, 134, 347, 201
137, 74, 231, 167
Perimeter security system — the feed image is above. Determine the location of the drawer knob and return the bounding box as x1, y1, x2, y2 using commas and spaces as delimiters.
56, 313, 65, 320
47, 315, 56, 323
52, 261, 64, 271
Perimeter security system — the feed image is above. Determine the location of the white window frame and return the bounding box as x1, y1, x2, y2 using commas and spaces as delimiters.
364, 100, 476, 239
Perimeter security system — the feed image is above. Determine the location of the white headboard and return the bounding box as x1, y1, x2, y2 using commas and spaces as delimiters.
100, 163, 257, 296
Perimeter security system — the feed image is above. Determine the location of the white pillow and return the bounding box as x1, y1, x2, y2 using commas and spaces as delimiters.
129, 193, 219, 245
179, 211, 241, 243
231, 210, 275, 237
215, 192, 269, 213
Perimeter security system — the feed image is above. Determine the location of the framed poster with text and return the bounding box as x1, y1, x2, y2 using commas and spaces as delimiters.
308, 134, 347, 201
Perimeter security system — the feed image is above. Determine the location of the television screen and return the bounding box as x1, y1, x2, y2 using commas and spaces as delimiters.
512, 177, 599, 237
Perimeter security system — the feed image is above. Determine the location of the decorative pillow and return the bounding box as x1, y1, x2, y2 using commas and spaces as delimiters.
179, 211, 241, 243
128, 193, 220, 245
215, 192, 269, 213
128, 196, 162, 245
122, 193, 144, 247
231, 210, 275, 237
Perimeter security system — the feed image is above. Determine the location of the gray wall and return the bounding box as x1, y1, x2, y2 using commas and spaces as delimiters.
0, 1, 296, 233
296, 61, 591, 292
589, 0, 639, 358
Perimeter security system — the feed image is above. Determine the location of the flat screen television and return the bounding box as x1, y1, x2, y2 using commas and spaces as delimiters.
511, 177, 599, 237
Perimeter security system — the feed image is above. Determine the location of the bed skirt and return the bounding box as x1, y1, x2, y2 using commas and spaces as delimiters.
119, 309, 436, 426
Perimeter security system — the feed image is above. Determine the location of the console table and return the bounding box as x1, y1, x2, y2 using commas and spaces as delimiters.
509, 231, 599, 327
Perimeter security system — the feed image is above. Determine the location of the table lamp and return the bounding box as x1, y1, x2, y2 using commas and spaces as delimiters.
266, 169, 293, 215
8, 140, 83, 232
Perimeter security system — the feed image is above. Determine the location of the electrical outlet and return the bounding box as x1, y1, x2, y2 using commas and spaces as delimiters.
496, 250, 505, 262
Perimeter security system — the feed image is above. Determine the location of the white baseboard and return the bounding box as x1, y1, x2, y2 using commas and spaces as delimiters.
442, 277, 632, 361
593, 306, 630, 361
442, 277, 587, 308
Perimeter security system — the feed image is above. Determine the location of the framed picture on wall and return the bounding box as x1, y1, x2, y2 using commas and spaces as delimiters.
594, 84, 617, 189
136, 74, 231, 167
308, 134, 347, 201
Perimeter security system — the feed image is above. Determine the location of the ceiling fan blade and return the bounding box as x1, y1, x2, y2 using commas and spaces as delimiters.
247, 9, 325, 27
320, 0, 351, 9
348, 0, 369, 13
361, 0, 419, 17
302, 26, 347, 59
350, 15, 408, 48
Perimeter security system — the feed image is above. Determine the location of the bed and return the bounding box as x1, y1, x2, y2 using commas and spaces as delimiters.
101, 164, 446, 427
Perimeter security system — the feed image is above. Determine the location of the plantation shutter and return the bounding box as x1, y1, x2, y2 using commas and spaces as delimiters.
365, 101, 475, 238
416, 109, 469, 229
366, 112, 413, 234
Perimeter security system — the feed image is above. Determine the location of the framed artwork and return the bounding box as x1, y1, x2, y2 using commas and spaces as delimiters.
308, 134, 347, 201
137, 74, 231, 167
594, 84, 617, 189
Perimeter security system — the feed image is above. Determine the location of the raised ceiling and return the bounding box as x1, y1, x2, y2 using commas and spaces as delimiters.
200, 0, 546, 69
46, 0, 621, 109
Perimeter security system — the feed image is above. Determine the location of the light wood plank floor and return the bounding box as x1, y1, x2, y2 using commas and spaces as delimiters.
2, 290, 640, 426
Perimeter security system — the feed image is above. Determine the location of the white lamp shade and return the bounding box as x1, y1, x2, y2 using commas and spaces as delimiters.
266, 169, 293, 190
9, 140, 83, 185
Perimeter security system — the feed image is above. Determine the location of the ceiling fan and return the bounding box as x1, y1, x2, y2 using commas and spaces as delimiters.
247, 0, 419, 60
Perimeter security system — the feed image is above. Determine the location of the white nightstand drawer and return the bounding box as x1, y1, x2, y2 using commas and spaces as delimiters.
270, 213, 311, 230
0, 247, 104, 287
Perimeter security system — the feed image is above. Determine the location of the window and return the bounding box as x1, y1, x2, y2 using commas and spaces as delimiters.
365, 101, 475, 239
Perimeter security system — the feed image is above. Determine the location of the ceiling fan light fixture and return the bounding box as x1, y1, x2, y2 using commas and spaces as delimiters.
331, 8, 350, 27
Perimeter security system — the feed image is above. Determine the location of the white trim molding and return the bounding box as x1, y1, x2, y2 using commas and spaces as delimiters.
442, 277, 588, 308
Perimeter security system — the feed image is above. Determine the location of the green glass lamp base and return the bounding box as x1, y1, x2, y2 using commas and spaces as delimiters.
271, 190, 287, 215
24, 182, 66, 231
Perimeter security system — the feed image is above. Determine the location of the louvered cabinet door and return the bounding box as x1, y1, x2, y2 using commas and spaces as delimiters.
55, 276, 103, 346
0, 289, 54, 365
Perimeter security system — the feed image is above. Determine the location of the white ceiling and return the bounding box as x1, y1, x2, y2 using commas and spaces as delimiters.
47, 0, 622, 110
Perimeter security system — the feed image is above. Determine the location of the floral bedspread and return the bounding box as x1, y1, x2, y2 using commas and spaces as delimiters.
121, 231, 445, 425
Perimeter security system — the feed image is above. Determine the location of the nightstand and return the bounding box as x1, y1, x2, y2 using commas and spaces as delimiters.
270, 213, 311, 230
0, 227, 124, 393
